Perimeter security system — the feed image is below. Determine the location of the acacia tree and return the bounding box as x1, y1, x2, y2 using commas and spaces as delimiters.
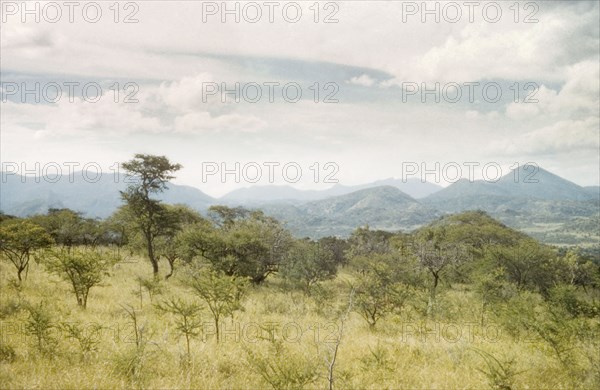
0, 219, 53, 283
487, 239, 559, 295
353, 249, 420, 328
185, 267, 248, 342
347, 232, 420, 328
225, 213, 292, 283
346, 226, 393, 259
155, 297, 202, 361
155, 205, 205, 280
29, 208, 104, 248
182, 207, 293, 284
413, 226, 468, 315
120, 154, 182, 277
318, 236, 349, 267
280, 239, 338, 294
44, 248, 117, 308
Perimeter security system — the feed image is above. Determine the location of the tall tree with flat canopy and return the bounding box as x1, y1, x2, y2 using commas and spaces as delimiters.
120, 154, 182, 277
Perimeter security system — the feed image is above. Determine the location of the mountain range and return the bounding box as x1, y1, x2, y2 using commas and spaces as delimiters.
259, 186, 440, 237
0, 173, 214, 218
220, 178, 442, 204
1, 166, 598, 245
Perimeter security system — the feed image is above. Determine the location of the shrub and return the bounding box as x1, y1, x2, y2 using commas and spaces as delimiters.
44, 247, 117, 309
244, 340, 320, 389
185, 267, 248, 342
0, 342, 16, 363
24, 302, 56, 355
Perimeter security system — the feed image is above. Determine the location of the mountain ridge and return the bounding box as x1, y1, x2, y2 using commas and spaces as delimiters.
1, 167, 598, 244
0, 172, 215, 218
219, 178, 442, 204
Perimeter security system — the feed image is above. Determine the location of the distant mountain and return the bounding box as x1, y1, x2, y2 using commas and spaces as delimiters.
424, 166, 598, 212
220, 178, 442, 204
220, 185, 326, 205
261, 186, 440, 238
496, 165, 594, 201
584, 186, 600, 198
0, 173, 214, 218
420, 167, 599, 246
370, 178, 443, 199
1, 167, 597, 245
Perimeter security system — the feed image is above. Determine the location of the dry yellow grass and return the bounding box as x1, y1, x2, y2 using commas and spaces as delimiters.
0, 256, 597, 389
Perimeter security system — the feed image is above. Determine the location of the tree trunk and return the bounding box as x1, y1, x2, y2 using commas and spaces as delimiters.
427, 271, 439, 316
82, 289, 88, 309
145, 232, 159, 276
215, 317, 220, 343
165, 257, 175, 280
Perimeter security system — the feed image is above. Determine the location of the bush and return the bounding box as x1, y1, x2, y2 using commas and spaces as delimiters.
548, 284, 598, 318
60, 321, 103, 360
185, 267, 248, 342
24, 301, 57, 355
44, 247, 117, 309
472, 349, 522, 390
244, 340, 321, 389
0, 342, 16, 363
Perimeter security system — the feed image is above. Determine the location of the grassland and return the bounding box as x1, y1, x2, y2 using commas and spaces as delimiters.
1, 253, 598, 390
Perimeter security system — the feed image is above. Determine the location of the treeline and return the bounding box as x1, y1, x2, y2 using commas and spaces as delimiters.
1, 200, 599, 314
0, 154, 598, 322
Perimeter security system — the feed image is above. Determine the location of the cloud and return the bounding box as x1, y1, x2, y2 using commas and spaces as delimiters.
490, 117, 600, 156
347, 74, 376, 87
1, 72, 269, 138
374, 3, 599, 84
1, 1, 598, 188
505, 60, 599, 122
154, 73, 219, 114
173, 112, 267, 134
1, 25, 57, 50
4, 2, 597, 85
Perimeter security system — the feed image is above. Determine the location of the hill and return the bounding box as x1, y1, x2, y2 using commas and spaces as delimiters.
425, 166, 597, 209
0, 173, 214, 218
1, 167, 597, 245
220, 178, 442, 204
422, 167, 599, 246
262, 186, 440, 237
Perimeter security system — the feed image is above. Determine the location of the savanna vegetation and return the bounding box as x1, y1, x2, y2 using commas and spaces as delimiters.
1, 154, 599, 389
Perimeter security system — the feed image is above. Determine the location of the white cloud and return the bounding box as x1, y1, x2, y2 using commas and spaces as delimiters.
155, 73, 217, 113
505, 60, 599, 122
173, 112, 267, 134
492, 117, 600, 156
1, 1, 598, 189
4, 2, 596, 84
347, 74, 376, 87
1, 72, 269, 138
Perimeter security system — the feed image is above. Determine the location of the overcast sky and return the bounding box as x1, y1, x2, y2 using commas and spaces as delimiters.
1, 0, 598, 197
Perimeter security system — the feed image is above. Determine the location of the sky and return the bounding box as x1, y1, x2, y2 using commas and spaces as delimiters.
1, 0, 599, 197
